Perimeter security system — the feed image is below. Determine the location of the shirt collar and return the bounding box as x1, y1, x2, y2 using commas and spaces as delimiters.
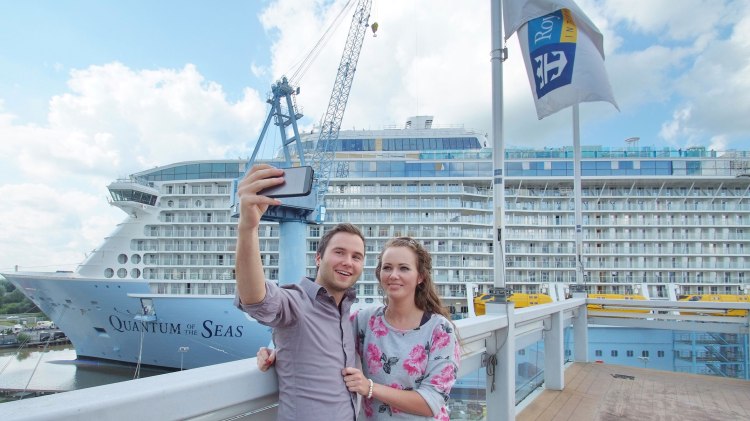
299, 277, 357, 304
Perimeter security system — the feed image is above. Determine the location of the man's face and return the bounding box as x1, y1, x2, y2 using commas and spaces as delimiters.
315, 232, 365, 295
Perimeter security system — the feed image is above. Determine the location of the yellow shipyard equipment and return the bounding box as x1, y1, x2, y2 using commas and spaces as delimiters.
473, 292, 553, 316
678, 294, 749, 317
587, 294, 650, 313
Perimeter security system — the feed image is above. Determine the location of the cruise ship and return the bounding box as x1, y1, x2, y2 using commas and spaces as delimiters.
3, 115, 750, 370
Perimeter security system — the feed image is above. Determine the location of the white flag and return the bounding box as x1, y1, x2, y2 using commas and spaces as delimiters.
503, 0, 619, 119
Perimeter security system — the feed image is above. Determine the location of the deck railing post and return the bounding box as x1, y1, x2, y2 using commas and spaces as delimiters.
485, 301, 515, 421
544, 309, 564, 390
572, 294, 589, 363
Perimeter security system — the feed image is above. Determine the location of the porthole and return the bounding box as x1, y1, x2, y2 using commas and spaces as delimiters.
117, 268, 127, 278
195, 200, 202, 207
131, 254, 141, 264
167, 200, 174, 207
104, 268, 114, 278
117, 254, 128, 264
130, 268, 141, 278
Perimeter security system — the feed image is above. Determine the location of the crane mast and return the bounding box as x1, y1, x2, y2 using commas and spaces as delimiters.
232, 0, 372, 284
311, 0, 373, 223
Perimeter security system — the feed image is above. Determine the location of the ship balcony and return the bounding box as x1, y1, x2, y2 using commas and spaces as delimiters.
5, 297, 749, 420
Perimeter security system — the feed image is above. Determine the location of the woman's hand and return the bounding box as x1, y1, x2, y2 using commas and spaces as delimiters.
256, 347, 276, 372
342, 366, 370, 397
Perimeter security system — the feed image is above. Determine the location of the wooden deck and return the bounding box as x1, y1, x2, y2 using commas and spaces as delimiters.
517, 362, 750, 421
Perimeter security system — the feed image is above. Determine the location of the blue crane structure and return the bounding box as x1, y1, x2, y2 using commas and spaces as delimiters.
232, 0, 373, 284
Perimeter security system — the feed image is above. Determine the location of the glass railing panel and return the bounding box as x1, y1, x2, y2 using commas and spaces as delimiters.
515, 339, 545, 404
449, 368, 487, 420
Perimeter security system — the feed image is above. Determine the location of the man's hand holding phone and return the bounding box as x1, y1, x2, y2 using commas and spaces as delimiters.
257, 166, 313, 198
236, 164, 284, 231
236, 165, 314, 231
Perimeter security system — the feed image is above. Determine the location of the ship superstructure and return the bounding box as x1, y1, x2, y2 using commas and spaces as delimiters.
503, 146, 750, 301
4, 117, 750, 369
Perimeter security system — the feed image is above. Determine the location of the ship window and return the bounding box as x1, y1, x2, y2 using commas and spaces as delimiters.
595, 350, 602, 357
117, 268, 127, 278
626, 350, 634, 357
641, 350, 649, 358
611, 350, 618, 357
130, 268, 141, 278
117, 254, 128, 264
131, 254, 141, 264
657, 351, 665, 358
104, 268, 114, 278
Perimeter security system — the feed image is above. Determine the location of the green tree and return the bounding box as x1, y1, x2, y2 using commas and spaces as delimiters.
0, 278, 41, 314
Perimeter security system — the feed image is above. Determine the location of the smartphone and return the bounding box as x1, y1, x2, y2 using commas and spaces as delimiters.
258, 166, 314, 198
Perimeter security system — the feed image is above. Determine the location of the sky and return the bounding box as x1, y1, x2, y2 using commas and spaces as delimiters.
0, 0, 749, 273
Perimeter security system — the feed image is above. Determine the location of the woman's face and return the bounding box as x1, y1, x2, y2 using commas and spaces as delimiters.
379, 246, 422, 302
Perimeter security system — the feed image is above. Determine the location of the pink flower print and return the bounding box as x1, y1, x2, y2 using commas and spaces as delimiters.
368, 314, 388, 337
453, 341, 461, 364
434, 406, 450, 421
431, 326, 450, 350
403, 344, 428, 376
350, 310, 359, 322
367, 343, 383, 374
430, 365, 456, 393
363, 397, 373, 417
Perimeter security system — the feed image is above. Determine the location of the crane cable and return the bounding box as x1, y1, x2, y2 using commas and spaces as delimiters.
286, 0, 356, 87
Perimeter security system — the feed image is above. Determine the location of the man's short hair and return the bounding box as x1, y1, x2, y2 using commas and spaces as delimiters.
317, 223, 365, 257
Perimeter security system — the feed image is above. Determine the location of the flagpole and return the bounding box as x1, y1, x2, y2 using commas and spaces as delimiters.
573, 104, 584, 286
491, 0, 506, 293
489, 6, 515, 420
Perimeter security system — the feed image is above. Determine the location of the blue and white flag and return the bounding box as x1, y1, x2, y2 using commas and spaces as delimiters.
503, 0, 619, 119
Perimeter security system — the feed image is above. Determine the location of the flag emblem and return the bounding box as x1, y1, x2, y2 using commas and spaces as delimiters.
528, 9, 577, 98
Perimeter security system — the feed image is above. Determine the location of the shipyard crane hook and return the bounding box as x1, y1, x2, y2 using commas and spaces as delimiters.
231, 0, 373, 283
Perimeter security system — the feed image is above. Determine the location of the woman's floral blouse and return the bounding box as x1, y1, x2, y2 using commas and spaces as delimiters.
353, 306, 460, 420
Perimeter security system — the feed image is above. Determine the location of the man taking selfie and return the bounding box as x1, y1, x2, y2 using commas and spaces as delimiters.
234, 164, 365, 421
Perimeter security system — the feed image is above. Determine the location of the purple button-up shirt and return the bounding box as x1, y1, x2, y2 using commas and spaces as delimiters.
235, 277, 357, 421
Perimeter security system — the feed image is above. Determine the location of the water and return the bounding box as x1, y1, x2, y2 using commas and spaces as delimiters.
0, 345, 171, 402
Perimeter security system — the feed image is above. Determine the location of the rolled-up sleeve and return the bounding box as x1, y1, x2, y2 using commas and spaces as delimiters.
415, 321, 460, 416
234, 280, 300, 328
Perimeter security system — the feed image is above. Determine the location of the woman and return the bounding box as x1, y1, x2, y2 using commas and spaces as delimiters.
342, 237, 460, 420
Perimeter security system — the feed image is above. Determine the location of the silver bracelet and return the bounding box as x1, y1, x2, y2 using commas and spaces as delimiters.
367, 378, 374, 399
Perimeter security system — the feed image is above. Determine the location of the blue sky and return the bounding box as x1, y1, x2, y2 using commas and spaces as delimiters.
1, 0, 749, 272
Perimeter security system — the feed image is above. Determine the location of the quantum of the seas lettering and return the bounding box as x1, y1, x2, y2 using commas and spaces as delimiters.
109, 315, 181, 334
202, 320, 244, 338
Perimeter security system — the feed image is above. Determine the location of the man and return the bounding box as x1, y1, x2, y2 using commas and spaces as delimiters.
234, 164, 365, 421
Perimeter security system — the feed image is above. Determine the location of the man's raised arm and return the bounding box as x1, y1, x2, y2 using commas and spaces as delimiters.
235, 164, 284, 304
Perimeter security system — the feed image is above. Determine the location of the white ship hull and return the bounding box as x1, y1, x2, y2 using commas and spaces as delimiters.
6, 272, 270, 370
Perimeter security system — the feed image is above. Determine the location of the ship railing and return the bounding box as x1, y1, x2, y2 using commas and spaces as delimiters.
4, 298, 749, 421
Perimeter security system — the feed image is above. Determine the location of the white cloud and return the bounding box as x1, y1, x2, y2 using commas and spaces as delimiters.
0, 183, 120, 272
0, 62, 268, 271
1, 0, 749, 273
258, 0, 750, 149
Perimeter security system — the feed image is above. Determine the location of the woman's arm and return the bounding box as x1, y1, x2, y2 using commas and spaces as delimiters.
341, 367, 433, 417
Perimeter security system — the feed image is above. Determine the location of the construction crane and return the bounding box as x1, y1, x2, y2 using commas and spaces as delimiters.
231, 0, 373, 283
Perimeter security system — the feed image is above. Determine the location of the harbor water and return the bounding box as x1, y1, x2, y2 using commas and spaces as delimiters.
0, 345, 170, 403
